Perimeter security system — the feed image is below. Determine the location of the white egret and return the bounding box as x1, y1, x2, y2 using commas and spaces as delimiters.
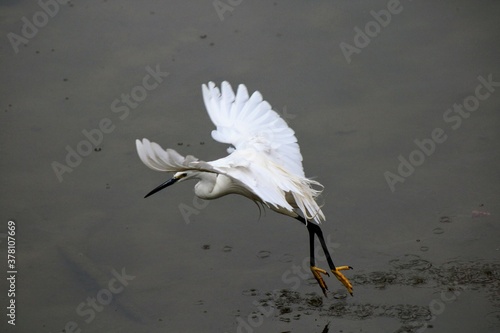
136, 81, 353, 296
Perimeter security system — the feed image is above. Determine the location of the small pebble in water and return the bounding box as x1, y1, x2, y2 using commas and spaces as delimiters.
433, 227, 444, 235
440, 216, 451, 223
256, 250, 271, 259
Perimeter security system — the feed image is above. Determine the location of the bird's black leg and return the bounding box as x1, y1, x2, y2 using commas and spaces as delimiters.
295, 215, 353, 296
308, 221, 316, 267
308, 222, 336, 270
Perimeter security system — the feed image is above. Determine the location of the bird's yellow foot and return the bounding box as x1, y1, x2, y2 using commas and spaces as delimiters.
331, 266, 354, 296
310, 266, 330, 297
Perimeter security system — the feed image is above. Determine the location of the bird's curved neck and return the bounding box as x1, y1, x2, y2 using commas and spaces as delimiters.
194, 173, 239, 200
193, 173, 218, 199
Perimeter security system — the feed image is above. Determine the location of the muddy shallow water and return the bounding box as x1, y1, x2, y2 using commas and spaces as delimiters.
1, 1, 499, 332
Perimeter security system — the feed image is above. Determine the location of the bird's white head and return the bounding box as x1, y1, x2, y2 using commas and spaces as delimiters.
143, 171, 200, 198
172, 171, 201, 182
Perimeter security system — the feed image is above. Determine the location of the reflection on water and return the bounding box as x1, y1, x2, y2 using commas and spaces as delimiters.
58, 245, 149, 325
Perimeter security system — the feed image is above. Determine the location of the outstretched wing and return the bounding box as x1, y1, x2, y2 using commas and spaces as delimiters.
202, 82, 325, 223
202, 81, 305, 178
136, 138, 208, 173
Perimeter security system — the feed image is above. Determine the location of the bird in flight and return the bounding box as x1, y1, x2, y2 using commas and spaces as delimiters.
136, 81, 353, 296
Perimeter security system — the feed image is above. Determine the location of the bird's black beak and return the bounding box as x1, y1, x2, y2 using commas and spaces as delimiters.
144, 177, 179, 198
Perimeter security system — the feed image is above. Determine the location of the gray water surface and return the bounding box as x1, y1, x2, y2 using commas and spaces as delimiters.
1, 1, 499, 332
